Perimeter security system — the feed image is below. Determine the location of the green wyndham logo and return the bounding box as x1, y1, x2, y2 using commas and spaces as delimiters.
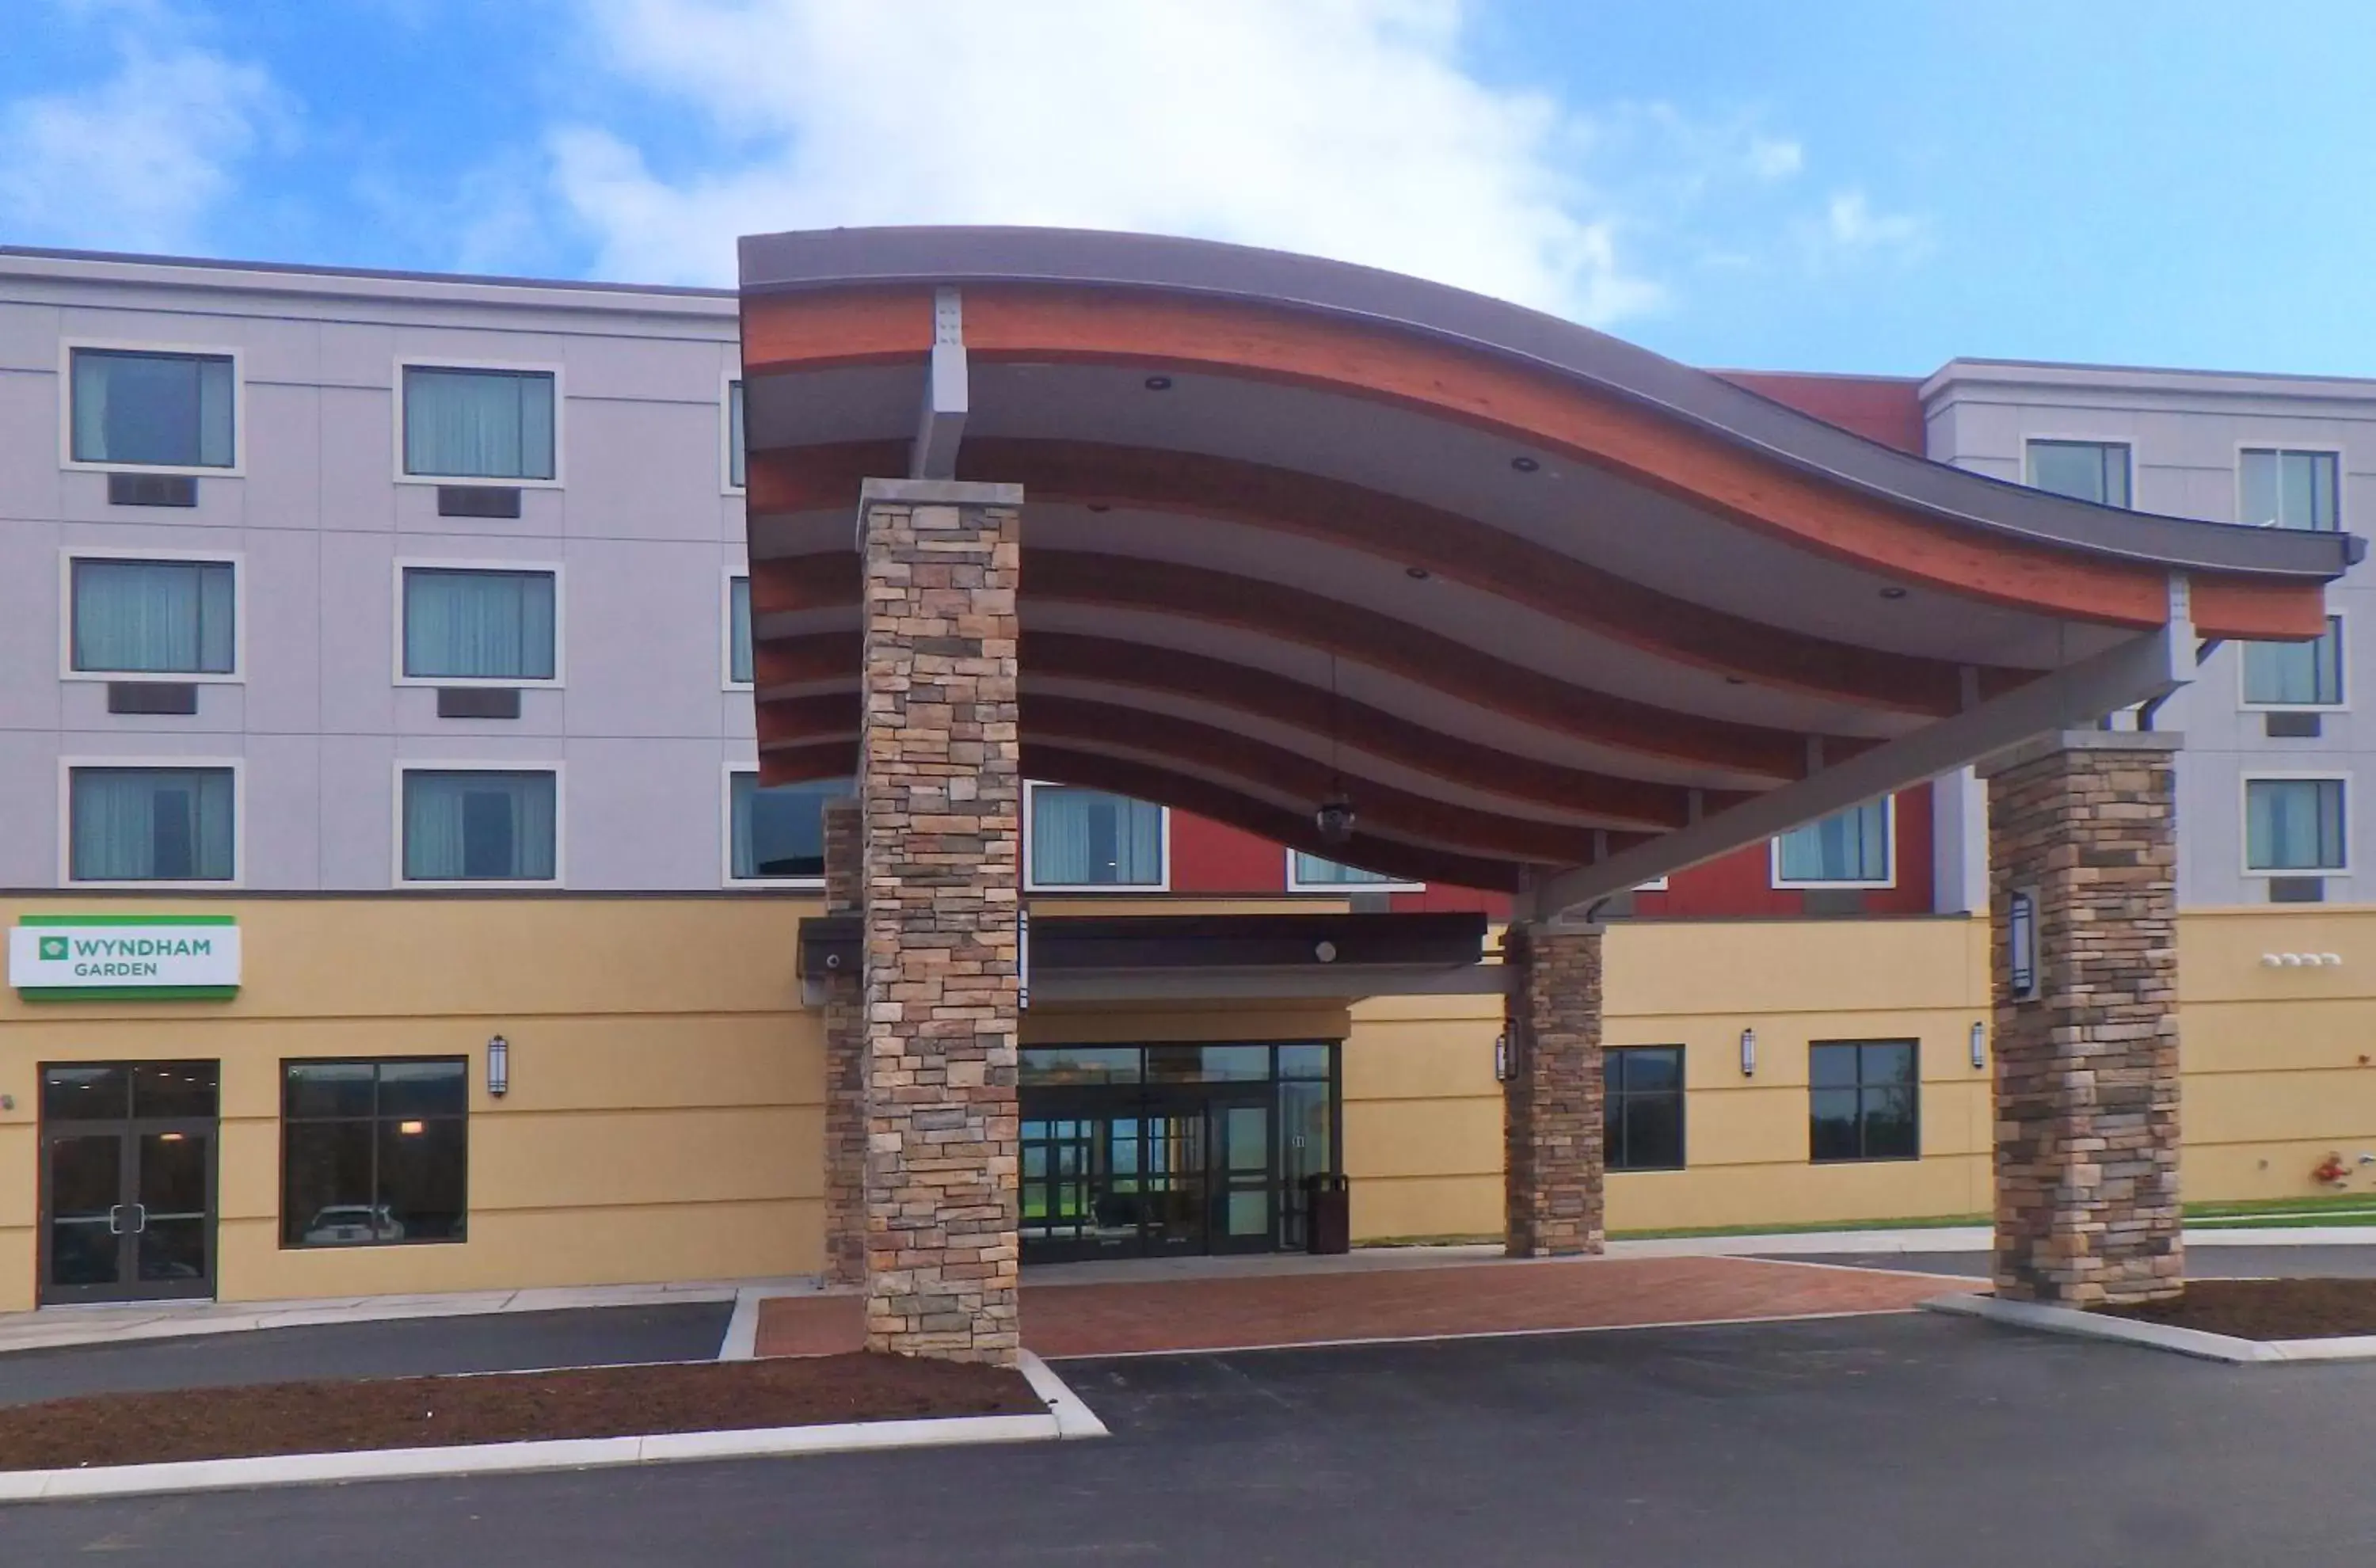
36, 936, 68, 961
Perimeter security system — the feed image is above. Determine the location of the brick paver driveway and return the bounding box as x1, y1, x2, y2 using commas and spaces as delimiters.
756, 1254, 1962, 1358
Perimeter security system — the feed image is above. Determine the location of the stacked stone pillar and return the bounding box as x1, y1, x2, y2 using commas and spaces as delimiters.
817, 797, 866, 1287
1502, 922, 1606, 1257
1983, 730, 2183, 1306
856, 478, 1025, 1364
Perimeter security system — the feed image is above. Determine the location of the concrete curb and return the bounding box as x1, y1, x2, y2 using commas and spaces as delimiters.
717, 1288, 764, 1362
0, 1357, 1108, 1505
1924, 1292, 2376, 1364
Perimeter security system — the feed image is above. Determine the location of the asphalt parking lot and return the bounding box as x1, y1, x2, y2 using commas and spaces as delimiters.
0, 1303, 731, 1408
10, 1309, 2376, 1567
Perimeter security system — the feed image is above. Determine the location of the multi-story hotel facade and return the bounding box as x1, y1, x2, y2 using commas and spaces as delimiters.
0, 238, 2366, 1315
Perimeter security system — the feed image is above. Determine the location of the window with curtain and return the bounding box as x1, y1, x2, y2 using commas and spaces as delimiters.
1808, 1040, 1919, 1163
402, 366, 556, 480
70, 348, 235, 468
2243, 617, 2344, 708
2241, 448, 2340, 531
1028, 786, 1163, 887
282, 1060, 468, 1247
1289, 852, 1409, 889
1774, 800, 1892, 885
2026, 440, 2130, 507
730, 773, 848, 879
70, 558, 236, 675
1605, 1046, 1685, 1171
402, 771, 558, 881
2246, 778, 2347, 871
729, 574, 753, 685
68, 767, 235, 881
402, 567, 557, 680
728, 380, 746, 489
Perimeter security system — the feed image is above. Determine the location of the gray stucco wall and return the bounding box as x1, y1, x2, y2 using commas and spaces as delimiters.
1926, 360, 2376, 908
0, 256, 758, 891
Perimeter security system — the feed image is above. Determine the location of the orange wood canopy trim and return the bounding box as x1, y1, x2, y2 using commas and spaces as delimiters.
744, 440, 2012, 715
750, 630, 1712, 828
747, 733, 1527, 889
748, 548, 1838, 783
741, 287, 2328, 641
753, 689, 1629, 860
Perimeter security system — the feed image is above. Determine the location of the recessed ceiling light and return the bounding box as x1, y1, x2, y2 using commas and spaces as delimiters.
1144, 375, 1174, 391
1087, 503, 1111, 513
1510, 455, 1540, 473
1406, 565, 1431, 580
1724, 676, 1747, 686
1879, 587, 1909, 599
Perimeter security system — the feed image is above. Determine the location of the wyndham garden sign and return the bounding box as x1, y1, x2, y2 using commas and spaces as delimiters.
8, 916, 241, 1001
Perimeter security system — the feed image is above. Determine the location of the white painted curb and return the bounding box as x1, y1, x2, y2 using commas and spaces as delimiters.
0, 1358, 1109, 1505
717, 1288, 763, 1362
1925, 1292, 2376, 1364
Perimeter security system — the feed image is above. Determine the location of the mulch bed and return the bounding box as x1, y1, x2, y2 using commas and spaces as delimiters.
2098, 1278, 2376, 1340
0, 1353, 1040, 1472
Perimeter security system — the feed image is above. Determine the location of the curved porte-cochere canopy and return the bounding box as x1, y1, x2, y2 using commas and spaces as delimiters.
737, 226, 2353, 917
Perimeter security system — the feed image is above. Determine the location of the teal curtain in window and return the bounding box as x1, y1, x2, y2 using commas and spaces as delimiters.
2242, 449, 2339, 531
71, 558, 235, 674
2247, 778, 2345, 871
70, 768, 234, 881
403, 569, 555, 679
70, 349, 234, 467
729, 575, 753, 684
2243, 618, 2344, 706
2027, 440, 2130, 507
730, 774, 849, 878
728, 380, 746, 489
1776, 801, 1891, 883
402, 771, 557, 881
1030, 786, 1162, 885
402, 367, 555, 479
1291, 853, 1402, 886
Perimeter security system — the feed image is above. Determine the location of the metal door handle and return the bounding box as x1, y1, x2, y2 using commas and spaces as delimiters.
108, 1205, 126, 1235
128, 1204, 147, 1234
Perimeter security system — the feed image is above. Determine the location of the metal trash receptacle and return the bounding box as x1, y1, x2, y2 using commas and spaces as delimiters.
1303, 1173, 1351, 1255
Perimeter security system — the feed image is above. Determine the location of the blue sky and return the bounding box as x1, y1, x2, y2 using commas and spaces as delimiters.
6, 0, 2374, 378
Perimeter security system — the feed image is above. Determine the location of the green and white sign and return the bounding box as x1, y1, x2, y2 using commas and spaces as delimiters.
10, 915, 241, 1001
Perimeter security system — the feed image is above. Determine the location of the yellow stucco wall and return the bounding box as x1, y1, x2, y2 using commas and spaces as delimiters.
1342, 909, 2376, 1241
0, 896, 824, 1312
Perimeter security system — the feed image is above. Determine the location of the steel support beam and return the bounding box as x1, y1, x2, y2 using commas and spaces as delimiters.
908, 286, 969, 480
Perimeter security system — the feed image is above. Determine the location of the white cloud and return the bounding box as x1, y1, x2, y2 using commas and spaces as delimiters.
1746, 135, 1803, 181
549, 0, 1666, 325
1817, 188, 1928, 257
0, 24, 290, 253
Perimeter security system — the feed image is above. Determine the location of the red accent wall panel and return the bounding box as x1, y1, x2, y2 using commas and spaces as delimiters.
1716, 371, 1927, 455
1629, 786, 1934, 919
1167, 811, 1289, 893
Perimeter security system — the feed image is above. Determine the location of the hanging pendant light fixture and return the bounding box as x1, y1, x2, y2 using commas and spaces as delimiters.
1316, 655, 1357, 846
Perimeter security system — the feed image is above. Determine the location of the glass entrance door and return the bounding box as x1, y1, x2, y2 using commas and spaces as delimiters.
40, 1062, 219, 1304
1206, 1093, 1274, 1254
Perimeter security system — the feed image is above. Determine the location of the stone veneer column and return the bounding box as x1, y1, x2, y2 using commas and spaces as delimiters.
1502, 922, 1606, 1257
1983, 729, 2183, 1306
818, 797, 866, 1288
857, 477, 1024, 1364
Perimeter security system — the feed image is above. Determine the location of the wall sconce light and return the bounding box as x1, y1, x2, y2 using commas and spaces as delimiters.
1494, 1029, 1511, 1083
1970, 1022, 1986, 1070
1739, 1027, 1757, 1078
487, 1035, 510, 1098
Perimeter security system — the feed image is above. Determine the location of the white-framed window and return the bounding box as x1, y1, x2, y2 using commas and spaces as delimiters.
1285, 851, 1422, 893
395, 360, 561, 484
725, 377, 746, 493
60, 758, 242, 886
2025, 439, 2132, 508
1772, 798, 1894, 888
395, 763, 562, 887
60, 550, 243, 682
2241, 615, 2346, 711
394, 561, 562, 687
2244, 774, 2347, 875
725, 572, 754, 689
1024, 782, 1167, 891
2240, 447, 2340, 532
722, 767, 849, 885
61, 341, 243, 474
